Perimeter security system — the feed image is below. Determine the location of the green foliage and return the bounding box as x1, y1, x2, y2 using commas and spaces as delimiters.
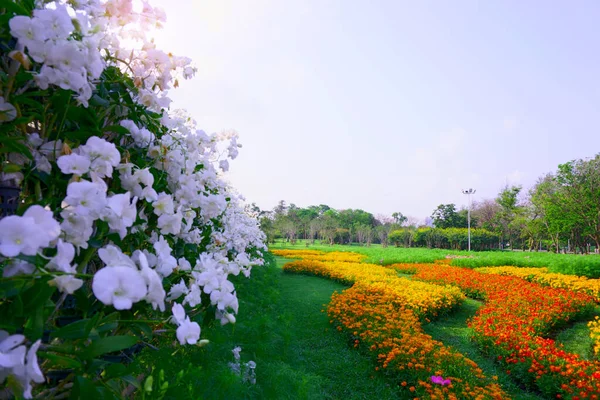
431, 204, 468, 229
388, 227, 500, 251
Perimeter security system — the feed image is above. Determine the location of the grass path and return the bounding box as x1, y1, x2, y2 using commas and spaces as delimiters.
268, 256, 400, 399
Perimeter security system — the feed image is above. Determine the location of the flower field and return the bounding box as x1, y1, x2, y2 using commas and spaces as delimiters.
272, 250, 464, 319
475, 266, 600, 303
276, 249, 600, 399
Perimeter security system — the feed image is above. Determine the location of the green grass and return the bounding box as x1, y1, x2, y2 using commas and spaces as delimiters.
131, 254, 401, 399
554, 305, 600, 360
270, 240, 600, 278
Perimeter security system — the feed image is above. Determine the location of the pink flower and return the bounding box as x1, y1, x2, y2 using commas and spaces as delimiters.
431, 375, 451, 386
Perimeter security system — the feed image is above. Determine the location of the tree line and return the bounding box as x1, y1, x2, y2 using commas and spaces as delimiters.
254, 154, 600, 253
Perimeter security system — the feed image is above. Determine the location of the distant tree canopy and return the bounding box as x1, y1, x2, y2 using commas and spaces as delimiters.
431, 204, 468, 229
257, 153, 600, 253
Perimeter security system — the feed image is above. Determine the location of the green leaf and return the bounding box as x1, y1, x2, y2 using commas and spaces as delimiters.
89, 94, 110, 107
83, 335, 138, 359
71, 376, 100, 400
1, 163, 22, 173
52, 319, 92, 339
121, 375, 141, 389
104, 363, 128, 379
1, 1, 29, 16
40, 353, 82, 369
103, 125, 130, 135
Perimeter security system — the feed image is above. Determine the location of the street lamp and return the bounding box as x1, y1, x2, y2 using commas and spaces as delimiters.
462, 188, 476, 251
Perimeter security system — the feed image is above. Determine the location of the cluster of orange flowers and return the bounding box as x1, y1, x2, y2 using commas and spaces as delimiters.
283, 258, 463, 319
328, 283, 507, 399
391, 263, 600, 399
475, 266, 600, 303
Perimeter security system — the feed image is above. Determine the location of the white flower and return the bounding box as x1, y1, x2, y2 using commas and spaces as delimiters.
140, 268, 165, 311
49, 275, 83, 294
158, 212, 182, 235
8, 16, 47, 46
156, 255, 176, 277
171, 303, 186, 325
178, 257, 191, 271
33, 153, 52, 174
64, 180, 107, 217
219, 159, 229, 172
105, 193, 137, 239
33, 5, 74, 40
79, 137, 121, 178
200, 193, 227, 220
60, 209, 94, 249
0, 216, 44, 257
2, 260, 35, 278
167, 279, 189, 301
98, 245, 136, 269
0, 331, 26, 370
22, 205, 60, 248
57, 153, 91, 175
47, 239, 75, 272
152, 192, 174, 216
153, 235, 171, 258
232, 346, 241, 361
176, 318, 201, 345
183, 284, 202, 307
12, 339, 44, 399
92, 266, 147, 310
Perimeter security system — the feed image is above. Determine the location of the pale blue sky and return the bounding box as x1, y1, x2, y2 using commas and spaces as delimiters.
151, 0, 600, 221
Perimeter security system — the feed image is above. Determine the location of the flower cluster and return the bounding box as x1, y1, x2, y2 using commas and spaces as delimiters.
0, 0, 265, 398
476, 266, 600, 303
228, 346, 256, 385
327, 283, 507, 399
0, 331, 44, 399
282, 257, 464, 319
390, 263, 600, 399
588, 317, 600, 358
271, 249, 366, 263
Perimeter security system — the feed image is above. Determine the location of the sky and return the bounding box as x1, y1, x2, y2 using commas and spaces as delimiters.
150, 0, 600, 221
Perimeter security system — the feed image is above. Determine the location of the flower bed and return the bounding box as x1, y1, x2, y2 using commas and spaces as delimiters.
283, 259, 464, 319
279, 251, 507, 398
271, 249, 366, 263
328, 283, 507, 399
390, 263, 600, 399
476, 266, 600, 303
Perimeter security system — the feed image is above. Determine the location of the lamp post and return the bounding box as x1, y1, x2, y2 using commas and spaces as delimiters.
462, 188, 476, 251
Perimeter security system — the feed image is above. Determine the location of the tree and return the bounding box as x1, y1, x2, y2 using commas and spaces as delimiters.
494, 185, 523, 248
471, 199, 501, 232
431, 204, 464, 228
392, 212, 408, 226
